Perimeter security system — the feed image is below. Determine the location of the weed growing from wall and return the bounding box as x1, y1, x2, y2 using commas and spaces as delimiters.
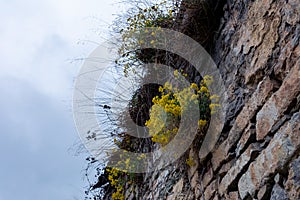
145, 70, 220, 146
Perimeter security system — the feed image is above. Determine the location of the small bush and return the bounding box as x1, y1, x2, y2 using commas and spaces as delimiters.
145, 71, 219, 146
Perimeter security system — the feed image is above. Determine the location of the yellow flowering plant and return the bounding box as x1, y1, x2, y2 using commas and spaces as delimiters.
186, 155, 196, 167
106, 167, 125, 200
145, 72, 220, 146
105, 154, 145, 200
114, 0, 180, 75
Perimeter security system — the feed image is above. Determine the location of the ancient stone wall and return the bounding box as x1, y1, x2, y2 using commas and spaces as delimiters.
122, 0, 300, 199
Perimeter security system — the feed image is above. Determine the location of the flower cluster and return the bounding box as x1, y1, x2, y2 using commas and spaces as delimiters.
186, 155, 196, 167
106, 167, 125, 200
115, 1, 180, 75
105, 152, 147, 199
145, 71, 220, 145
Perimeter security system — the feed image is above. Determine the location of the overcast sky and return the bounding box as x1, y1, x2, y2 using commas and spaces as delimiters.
0, 0, 124, 199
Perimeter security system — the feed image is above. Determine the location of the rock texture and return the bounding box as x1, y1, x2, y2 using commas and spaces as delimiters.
107, 0, 300, 199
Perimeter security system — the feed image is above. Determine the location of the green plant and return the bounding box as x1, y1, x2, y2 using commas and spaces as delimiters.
105, 153, 146, 199
114, 0, 180, 75
186, 155, 196, 167
106, 167, 125, 200
145, 71, 220, 146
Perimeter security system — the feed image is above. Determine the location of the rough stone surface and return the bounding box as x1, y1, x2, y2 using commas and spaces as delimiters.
225, 191, 240, 200
257, 185, 268, 200
218, 159, 234, 178
270, 184, 289, 200
202, 166, 214, 190
190, 172, 199, 189
204, 180, 217, 200
235, 123, 255, 157
211, 77, 275, 170
285, 155, 300, 199
166, 178, 184, 200
256, 64, 300, 140
103, 0, 300, 199
238, 113, 300, 199
219, 144, 260, 194
187, 148, 199, 178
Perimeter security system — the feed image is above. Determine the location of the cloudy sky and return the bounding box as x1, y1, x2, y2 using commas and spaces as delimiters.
0, 0, 123, 199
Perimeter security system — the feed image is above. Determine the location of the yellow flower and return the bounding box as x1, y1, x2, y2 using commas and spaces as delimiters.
200, 86, 209, 93
203, 75, 213, 86
173, 70, 179, 77
125, 158, 130, 167
158, 86, 164, 92
186, 157, 196, 167
191, 94, 198, 101
146, 104, 166, 136
190, 83, 198, 90
146, 78, 218, 146
210, 94, 220, 101
164, 81, 172, 90
209, 103, 221, 114
198, 120, 207, 127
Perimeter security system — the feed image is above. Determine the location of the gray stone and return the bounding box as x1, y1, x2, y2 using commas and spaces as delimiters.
235, 123, 255, 157
285, 155, 300, 199
257, 185, 268, 200
256, 64, 300, 140
270, 184, 288, 200
204, 180, 217, 200
238, 112, 300, 199
211, 77, 274, 171
219, 144, 260, 194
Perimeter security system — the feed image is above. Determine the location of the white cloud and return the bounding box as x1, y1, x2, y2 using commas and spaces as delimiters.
0, 0, 124, 199
0, 0, 122, 99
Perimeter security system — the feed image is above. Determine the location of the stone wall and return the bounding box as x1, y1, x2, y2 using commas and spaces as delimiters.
122, 0, 300, 199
